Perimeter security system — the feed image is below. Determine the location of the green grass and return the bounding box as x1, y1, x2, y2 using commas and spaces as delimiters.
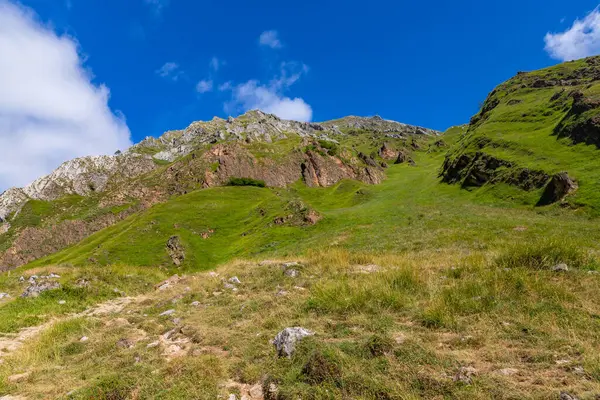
2, 248, 599, 398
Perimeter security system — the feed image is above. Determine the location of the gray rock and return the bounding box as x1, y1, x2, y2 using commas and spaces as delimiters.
453, 366, 477, 384
272, 327, 314, 358
284, 269, 299, 278
552, 263, 569, 272
0, 293, 9, 299
160, 309, 176, 316
228, 276, 242, 285
21, 281, 61, 298
560, 392, 579, 400
166, 236, 185, 266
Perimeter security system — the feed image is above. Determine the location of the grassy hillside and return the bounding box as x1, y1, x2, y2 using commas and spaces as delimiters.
442, 56, 600, 212
28, 126, 600, 271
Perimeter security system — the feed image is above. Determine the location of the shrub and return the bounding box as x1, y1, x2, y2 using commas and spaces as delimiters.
301, 349, 342, 385
227, 177, 266, 188
317, 140, 339, 156
364, 334, 394, 357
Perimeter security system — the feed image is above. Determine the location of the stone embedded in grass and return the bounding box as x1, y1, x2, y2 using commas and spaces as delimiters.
166, 235, 185, 266
552, 263, 569, 272
21, 281, 61, 298
228, 276, 241, 284
80, 336, 89, 342
116, 338, 134, 349
284, 269, 299, 278
0, 293, 9, 299
160, 309, 176, 316
58, 300, 66, 305
272, 327, 314, 358
190, 301, 201, 306
453, 366, 477, 384
560, 392, 579, 400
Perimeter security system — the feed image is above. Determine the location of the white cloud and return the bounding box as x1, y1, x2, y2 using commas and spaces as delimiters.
196, 79, 213, 93
0, 0, 131, 191
259, 30, 282, 49
545, 7, 600, 61
225, 62, 312, 122
156, 62, 183, 81
144, 0, 169, 14
210, 56, 225, 71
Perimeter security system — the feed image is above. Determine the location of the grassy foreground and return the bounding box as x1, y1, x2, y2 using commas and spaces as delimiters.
0, 244, 598, 399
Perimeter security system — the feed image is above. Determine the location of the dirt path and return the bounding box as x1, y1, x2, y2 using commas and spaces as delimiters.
0, 296, 137, 362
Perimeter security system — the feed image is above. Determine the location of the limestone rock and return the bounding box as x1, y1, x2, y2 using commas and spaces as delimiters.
537, 172, 578, 206
21, 281, 61, 298
166, 236, 185, 266
272, 327, 314, 358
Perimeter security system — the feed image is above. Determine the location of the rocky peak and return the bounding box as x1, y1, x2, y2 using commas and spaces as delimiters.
0, 154, 156, 222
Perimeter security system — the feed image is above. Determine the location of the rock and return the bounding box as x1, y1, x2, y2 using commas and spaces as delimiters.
552, 263, 569, 272
58, 300, 66, 305
223, 282, 237, 290
228, 276, 242, 285
156, 274, 181, 291
537, 172, 578, 206
21, 281, 61, 298
272, 327, 314, 358
284, 269, 299, 278
8, 371, 31, 383
147, 341, 160, 348
116, 338, 134, 349
80, 336, 89, 342
166, 236, 185, 266
453, 366, 477, 384
560, 392, 579, 400
0, 293, 9, 299
160, 309, 176, 316
190, 301, 201, 306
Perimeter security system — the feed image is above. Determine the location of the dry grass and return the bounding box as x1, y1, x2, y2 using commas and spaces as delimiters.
0, 245, 598, 399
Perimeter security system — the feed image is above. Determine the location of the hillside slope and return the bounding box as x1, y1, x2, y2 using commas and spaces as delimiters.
441, 56, 600, 212
0, 112, 438, 270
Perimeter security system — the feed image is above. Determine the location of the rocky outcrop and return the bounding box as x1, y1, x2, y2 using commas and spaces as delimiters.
0, 154, 156, 221
441, 152, 549, 191
537, 172, 578, 206
321, 115, 439, 136
554, 90, 600, 148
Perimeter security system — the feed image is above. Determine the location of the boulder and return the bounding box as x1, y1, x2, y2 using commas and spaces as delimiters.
537, 172, 578, 206
272, 327, 314, 358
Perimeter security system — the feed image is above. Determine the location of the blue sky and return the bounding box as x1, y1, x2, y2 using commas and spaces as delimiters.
1, 0, 600, 189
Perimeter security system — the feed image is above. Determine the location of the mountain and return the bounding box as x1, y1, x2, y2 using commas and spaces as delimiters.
0, 111, 439, 270
1, 59, 600, 399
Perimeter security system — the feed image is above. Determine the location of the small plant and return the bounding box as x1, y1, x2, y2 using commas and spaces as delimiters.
301, 348, 342, 385
227, 177, 267, 188
317, 140, 339, 156
364, 334, 394, 357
